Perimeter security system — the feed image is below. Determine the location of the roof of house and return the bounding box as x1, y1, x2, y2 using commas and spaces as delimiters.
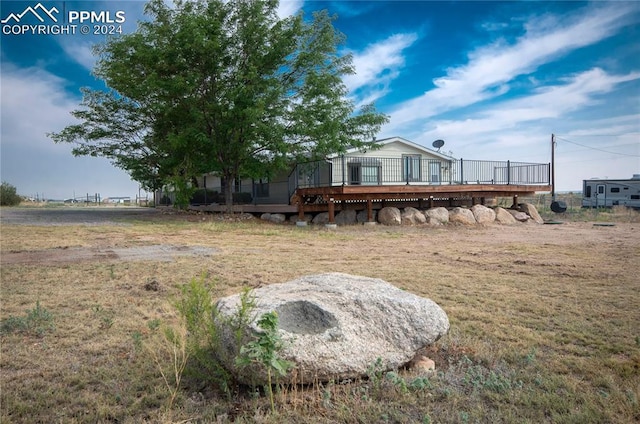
330, 136, 455, 161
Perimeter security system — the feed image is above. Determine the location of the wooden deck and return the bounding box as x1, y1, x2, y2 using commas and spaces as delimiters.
189, 183, 551, 221
293, 184, 551, 221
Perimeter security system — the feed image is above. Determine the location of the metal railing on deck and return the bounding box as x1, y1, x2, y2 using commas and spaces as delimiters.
291, 156, 550, 189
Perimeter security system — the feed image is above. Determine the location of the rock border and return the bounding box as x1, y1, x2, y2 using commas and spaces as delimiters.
259, 203, 543, 227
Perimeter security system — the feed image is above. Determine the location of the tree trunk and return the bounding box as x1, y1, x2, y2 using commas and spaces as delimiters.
224, 174, 234, 214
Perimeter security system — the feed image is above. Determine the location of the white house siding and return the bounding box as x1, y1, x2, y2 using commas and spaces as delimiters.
330, 140, 453, 186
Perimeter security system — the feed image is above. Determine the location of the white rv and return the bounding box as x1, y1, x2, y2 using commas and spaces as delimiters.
582, 175, 640, 209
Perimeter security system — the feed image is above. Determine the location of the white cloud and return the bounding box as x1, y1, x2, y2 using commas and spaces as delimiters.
344, 32, 418, 106
407, 68, 640, 147
277, 0, 304, 18
58, 40, 96, 70
1, 64, 79, 150
0, 63, 140, 198
385, 2, 639, 131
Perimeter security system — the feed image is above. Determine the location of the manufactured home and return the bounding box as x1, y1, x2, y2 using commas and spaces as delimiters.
158, 136, 551, 213
193, 136, 457, 205
582, 175, 640, 209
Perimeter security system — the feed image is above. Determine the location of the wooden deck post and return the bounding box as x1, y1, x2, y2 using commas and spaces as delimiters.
367, 198, 373, 222
297, 201, 305, 221
512, 194, 519, 208
328, 198, 335, 223
429, 196, 434, 209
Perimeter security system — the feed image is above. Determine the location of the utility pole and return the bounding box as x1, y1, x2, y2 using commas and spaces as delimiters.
551, 133, 556, 202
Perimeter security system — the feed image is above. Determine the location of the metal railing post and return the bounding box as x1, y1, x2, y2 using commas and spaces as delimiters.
460, 158, 464, 184
341, 155, 346, 186
507, 160, 510, 185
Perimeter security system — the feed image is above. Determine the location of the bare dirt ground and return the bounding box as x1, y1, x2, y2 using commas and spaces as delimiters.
1, 206, 637, 264
1, 205, 639, 423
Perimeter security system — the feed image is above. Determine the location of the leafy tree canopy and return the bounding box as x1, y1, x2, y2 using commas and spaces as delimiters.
50, 0, 388, 208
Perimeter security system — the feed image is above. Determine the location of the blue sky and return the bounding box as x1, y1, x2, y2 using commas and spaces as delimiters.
1, 0, 638, 199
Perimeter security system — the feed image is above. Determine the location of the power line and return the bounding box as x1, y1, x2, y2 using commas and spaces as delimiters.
554, 136, 640, 157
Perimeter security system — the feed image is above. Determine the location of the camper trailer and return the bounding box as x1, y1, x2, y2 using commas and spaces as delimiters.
582, 175, 640, 209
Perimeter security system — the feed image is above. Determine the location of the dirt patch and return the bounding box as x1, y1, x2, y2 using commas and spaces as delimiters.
1, 244, 218, 265
0, 206, 162, 226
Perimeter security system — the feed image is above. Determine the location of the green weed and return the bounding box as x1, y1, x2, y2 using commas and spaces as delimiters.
236, 311, 293, 413
0, 301, 54, 336
173, 274, 233, 395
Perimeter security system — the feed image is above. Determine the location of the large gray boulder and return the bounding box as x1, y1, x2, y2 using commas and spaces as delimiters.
356, 209, 377, 223
495, 207, 517, 225
470, 204, 496, 225
507, 209, 530, 222
519, 203, 543, 224
378, 207, 402, 225
334, 209, 357, 226
312, 212, 330, 225
424, 207, 449, 225
401, 207, 426, 225
214, 273, 449, 385
449, 207, 476, 225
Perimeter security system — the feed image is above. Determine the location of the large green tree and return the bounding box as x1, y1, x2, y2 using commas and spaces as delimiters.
50, 0, 388, 209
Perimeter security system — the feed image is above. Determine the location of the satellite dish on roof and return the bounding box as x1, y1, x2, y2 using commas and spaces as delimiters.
432, 139, 445, 151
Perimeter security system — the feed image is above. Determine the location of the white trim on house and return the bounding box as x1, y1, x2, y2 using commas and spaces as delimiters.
328, 136, 455, 161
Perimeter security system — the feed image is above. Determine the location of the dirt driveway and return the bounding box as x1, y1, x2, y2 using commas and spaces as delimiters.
0, 207, 218, 264
0, 206, 160, 226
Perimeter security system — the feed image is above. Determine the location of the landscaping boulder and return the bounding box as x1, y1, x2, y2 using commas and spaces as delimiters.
507, 209, 530, 222
356, 209, 377, 223
470, 204, 496, 225
424, 207, 449, 225
260, 213, 286, 224
495, 207, 517, 225
334, 209, 357, 226
269, 213, 287, 224
449, 207, 476, 225
519, 203, 543, 224
378, 207, 402, 225
214, 273, 450, 385
312, 212, 330, 225
401, 207, 426, 225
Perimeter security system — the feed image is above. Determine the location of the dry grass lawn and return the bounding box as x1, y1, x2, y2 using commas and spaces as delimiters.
1, 206, 639, 423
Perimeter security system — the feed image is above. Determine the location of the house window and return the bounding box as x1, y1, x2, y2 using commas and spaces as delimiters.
362, 165, 380, 184
584, 185, 591, 198
255, 178, 269, 198
611, 187, 620, 193
403, 155, 421, 182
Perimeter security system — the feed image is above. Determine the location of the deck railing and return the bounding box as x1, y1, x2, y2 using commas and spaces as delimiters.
291, 156, 550, 189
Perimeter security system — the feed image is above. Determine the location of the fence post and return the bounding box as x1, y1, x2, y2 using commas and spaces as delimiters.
406, 157, 410, 185
507, 160, 510, 185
